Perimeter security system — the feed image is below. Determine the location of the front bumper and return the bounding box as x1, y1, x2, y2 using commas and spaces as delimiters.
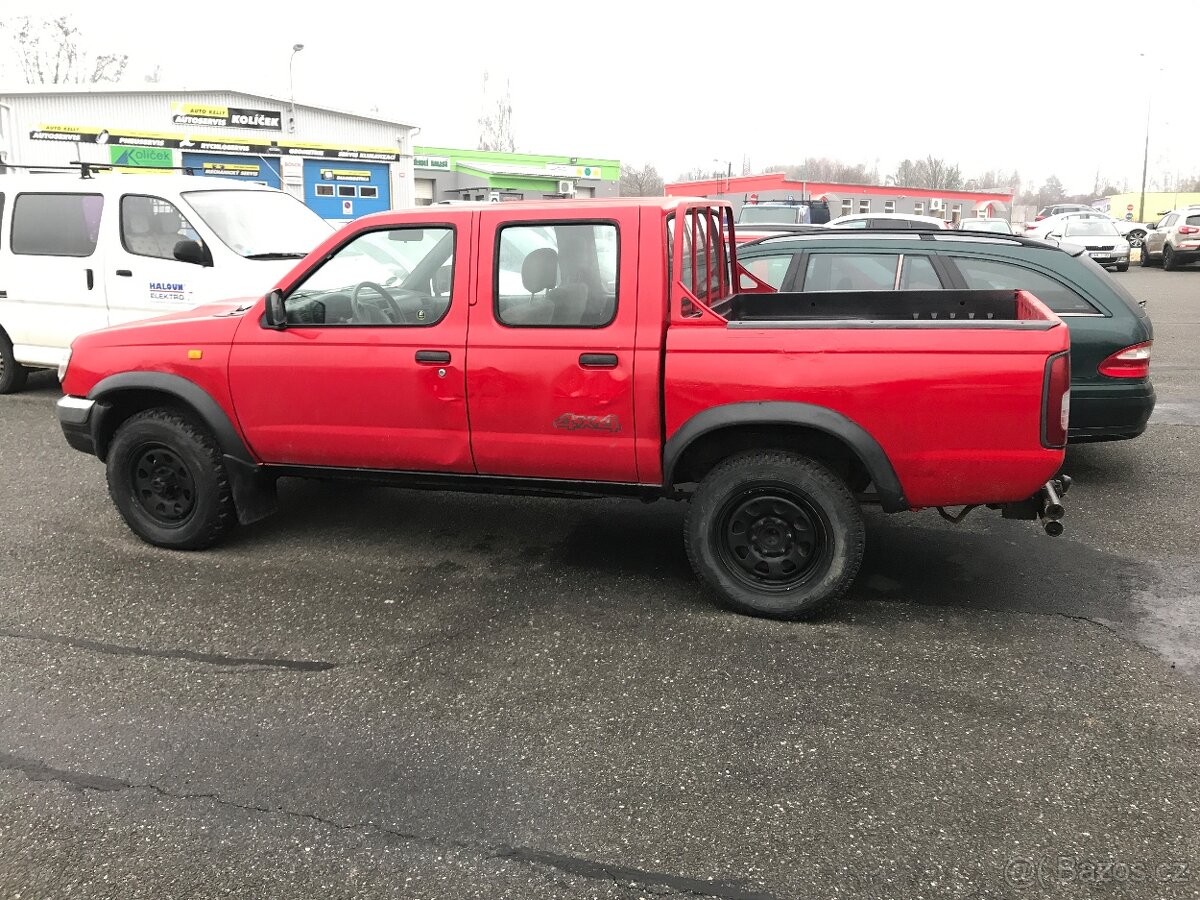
57, 395, 98, 456
1086, 249, 1129, 265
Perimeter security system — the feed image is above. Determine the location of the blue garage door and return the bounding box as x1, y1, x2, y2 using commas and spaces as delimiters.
304, 160, 390, 221
182, 153, 282, 188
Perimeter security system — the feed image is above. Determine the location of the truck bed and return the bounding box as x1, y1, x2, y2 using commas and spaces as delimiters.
723, 289, 1055, 329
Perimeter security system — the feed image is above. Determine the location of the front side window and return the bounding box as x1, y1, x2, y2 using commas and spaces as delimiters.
284, 226, 455, 326
11, 193, 104, 257
121, 194, 201, 260
803, 253, 899, 291
496, 222, 618, 327
951, 256, 1099, 315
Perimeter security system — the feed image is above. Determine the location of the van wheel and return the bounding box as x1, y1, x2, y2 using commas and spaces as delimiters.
106, 408, 236, 550
685, 451, 865, 619
0, 333, 29, 395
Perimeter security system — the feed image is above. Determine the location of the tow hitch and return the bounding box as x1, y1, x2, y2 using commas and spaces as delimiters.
937, 475, 1071, 535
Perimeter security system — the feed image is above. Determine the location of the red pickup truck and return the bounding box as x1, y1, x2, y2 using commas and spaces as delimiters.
57, 198, 1071, 619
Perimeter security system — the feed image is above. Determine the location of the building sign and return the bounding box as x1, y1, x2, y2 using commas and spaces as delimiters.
320, 168, 372, 182
170, 103, 282, 131
109, 146, 173, 169
414, 155, 451, 169
201, 162, 262, 178
30, 124, 397, 163
546, 163, 602, 179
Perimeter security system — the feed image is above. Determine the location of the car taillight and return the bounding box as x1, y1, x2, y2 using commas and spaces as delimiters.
1042, 351, 1070, 449
1034, 215, 1046, 221
1098, 341, 1152, 379
1179, 225, 1199, 234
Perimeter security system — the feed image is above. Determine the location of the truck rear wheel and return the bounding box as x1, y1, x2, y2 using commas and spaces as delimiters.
106, 408, 236, 550
0, 332, 29, 395
686, 451, 865, 619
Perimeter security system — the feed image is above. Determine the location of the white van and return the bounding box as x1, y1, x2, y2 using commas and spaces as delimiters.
0, 171, 334, 393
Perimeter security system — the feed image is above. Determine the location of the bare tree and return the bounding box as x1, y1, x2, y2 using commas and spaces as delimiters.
477, 71, 515, 153
4, 16, 128, 84
763, 157, 874, 184
619, 163, 664, 196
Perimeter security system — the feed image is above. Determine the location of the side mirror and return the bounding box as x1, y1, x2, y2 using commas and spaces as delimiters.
173, 239, 213, 267
264, 289, 287, 329
1048, 232, 1062, 240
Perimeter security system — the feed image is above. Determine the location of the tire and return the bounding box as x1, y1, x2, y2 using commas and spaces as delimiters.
0, 331, 29, 395
1127, 230, 1146, 248
1163, 244, 1178, 271
1140, 244, 1155, 267
1115, 263, 1129, 273
105, 408, 236, 550
685, 451, 865, 620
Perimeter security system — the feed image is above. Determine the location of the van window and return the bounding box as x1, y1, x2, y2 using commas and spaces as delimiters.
121, 195, 200, 261
11, 193, 104, 257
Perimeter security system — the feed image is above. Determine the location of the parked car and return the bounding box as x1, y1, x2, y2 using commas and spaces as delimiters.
1140, 207, 1200, 269
826, 213, 948, 230
1024, 210, 1148, 247
733, 222, 827, 245
58, 198, 1070, 621
737, 200, 831, 226
737, 229, 1154, 443
1034, 203, 1096, 221
0, 171, 333, 394
958, 218, 1014, 234
1048, 219, 1130, 272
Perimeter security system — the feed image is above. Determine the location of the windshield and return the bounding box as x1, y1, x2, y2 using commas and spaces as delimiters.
181, 189, 333, 258
739, 206, 803, 225
1064, 219, 1120, 237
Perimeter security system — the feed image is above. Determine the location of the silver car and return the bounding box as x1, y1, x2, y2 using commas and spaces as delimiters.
1049, 218, 1131, 271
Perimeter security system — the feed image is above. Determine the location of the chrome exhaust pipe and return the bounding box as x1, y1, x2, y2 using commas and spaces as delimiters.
1043, 479, 1065, 522
1044, 520, 1064, 537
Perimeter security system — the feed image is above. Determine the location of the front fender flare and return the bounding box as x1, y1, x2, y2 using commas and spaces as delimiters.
663, 401, 908, 512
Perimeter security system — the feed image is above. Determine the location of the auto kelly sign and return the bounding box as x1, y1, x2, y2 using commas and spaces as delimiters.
170, 103, 282, 131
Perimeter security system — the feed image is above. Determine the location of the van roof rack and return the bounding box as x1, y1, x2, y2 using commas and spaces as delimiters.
0, 161, 202, 178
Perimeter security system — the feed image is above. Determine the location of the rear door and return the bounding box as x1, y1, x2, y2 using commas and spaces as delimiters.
466, 206, 639, 482
0, 191, 109, 366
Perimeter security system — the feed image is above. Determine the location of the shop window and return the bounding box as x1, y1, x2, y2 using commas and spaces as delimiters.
315, 184, 334, 197
495, 222, 618, 328
11, 193, 104, 257
120, 194, 201, 261
360, 186, 379, 199
337, 185, 357, 198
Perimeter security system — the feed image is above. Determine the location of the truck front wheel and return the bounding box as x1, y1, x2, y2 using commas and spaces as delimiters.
686, 451, 865, 619
106, 408, 237, 550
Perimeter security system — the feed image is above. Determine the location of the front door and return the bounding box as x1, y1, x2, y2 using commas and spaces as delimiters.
466, 207, 639, 483
1, 190, 108, 367
228, 214, 473, 472
104, 193, 209, 326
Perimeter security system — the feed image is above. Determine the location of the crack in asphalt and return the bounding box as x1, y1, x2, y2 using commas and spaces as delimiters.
0, 628, 337, 672
0, 750, 781, 900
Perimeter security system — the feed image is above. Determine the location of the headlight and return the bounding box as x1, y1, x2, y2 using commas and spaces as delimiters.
57, 349, 71, 382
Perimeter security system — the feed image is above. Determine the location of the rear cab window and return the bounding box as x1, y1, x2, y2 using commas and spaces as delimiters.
11, 193, 104, 257
496, 221, 618, 328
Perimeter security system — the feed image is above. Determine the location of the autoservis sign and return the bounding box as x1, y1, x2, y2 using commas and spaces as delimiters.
170, 103, 282, 131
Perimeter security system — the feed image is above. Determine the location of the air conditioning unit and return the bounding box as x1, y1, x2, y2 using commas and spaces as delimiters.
557, 179, 575, 196
929, 198, 945, 212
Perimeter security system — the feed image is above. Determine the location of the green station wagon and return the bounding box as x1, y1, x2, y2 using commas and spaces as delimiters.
737, 230, 1155, 442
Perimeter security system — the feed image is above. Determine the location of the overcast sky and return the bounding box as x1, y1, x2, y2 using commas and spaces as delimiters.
3, 0, 1197, 194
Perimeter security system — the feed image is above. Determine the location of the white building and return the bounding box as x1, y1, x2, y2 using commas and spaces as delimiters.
0, 86, 418, 221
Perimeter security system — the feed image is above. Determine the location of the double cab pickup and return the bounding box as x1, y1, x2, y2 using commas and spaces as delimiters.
58, 199, 1071, 619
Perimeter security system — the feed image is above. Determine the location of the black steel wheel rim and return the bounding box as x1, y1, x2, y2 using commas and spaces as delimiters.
714, 483, 833, 592
131, 443, 197, 526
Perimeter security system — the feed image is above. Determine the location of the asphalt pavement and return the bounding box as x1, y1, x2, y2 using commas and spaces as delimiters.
1, 266, 1198, 899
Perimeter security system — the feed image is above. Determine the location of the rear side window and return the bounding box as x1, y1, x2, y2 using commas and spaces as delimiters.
803, 253, 899, 291
950, 256, 1099, 315
1186, 215, 1200, 227
11, 193, 104, 257
898, 255, 942, 290
743, 253, 794, 290
121, 195, 200, 260
496, 222, 618, 327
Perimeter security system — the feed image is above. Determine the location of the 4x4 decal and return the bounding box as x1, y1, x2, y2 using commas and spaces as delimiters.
553, 413, 621, 433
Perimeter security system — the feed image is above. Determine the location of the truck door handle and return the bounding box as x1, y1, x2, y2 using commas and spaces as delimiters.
415, 350, 451, 364
115, 269, 132, 277
579, 353, 618, 368
86, 269, 95, 290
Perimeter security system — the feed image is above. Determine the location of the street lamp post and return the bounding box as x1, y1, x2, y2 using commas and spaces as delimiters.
288, 43, 305, 134
1139, 98, 1150, 223
713, 158, 732, 193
